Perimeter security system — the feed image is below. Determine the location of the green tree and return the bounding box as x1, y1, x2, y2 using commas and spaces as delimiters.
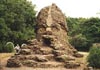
67, 17, 100, 51
81, 18, 100, 43
69, 34, 90, 51
0, 0, 36, 52
67, 17, 90, 51
67, 17, 86, 36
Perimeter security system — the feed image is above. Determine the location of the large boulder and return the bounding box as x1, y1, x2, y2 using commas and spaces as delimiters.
56, 55, 75, 62
65, 61, 80, 68
20, 49, 31, 55
27, 39, 39, 46
53, 50, 67, 56
6, 58, 22, 67
83, 67, 93, 70
73, 52, 83, 58
22, 60, 37, 67
35, 56, 48, 62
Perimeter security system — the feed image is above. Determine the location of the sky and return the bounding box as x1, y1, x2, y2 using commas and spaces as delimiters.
28, 0, 100, 18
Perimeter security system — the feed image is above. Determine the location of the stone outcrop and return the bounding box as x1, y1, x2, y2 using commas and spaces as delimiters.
6, 3, 85, 69
19, 49, 31, 55
35, 3, 76, 54
7, 58, 22, 67
65, 61, 80, 68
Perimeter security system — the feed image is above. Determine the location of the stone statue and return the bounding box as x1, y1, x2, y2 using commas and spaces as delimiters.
36, 3, 76, 54
7, 4, 86, 69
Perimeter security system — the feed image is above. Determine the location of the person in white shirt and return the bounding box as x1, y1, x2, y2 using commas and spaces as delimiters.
14, 44, 21, 54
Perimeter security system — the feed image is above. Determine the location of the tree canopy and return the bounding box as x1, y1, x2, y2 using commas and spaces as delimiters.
0, 0, 36, 52
67, 17, 100, 51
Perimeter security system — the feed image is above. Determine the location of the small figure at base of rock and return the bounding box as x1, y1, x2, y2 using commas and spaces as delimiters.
14, 44, 21, 55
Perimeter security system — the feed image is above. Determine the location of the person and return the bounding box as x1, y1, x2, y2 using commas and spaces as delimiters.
14, 44, 21, 54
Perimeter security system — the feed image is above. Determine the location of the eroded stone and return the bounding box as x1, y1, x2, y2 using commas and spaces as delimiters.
6, 3, 86, 69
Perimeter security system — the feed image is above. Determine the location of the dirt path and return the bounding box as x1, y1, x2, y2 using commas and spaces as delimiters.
76, 52, 89, 63
76, 52, 89, 69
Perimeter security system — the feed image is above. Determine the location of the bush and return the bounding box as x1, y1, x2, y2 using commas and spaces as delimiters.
0, 41, 6, 52
0, 0, 36, 47
88, 46, 100, 68
0, 43, 3, 52
69, 34, 90, 51
5, 42, 14, 53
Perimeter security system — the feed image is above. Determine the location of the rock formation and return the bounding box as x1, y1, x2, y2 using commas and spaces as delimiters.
36, 3, 76, 54
6, 3, 86, 69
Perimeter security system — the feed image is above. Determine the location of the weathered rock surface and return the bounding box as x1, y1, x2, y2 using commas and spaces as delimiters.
73, 52, 84, 58
36, 3, 76, 54
6, 3, 86, 69
20, 49, 31, 55
35, 56, 48, 62
83, 66, 93, 70
7, 58, 22, 67
22, 60, 37, 67
65, 61, 80, 68
56, 55, 75, 62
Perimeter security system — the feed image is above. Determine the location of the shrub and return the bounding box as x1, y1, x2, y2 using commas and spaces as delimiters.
0, 41, 6, 52
69, 34, 90, 51
5, 42, 14, 53
0, 43, 3, 52
88, 45, 100, 68
0, 0, 36, 46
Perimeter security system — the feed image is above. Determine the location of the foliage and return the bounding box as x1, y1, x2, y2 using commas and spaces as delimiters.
88, 46, 100, 68
69, 34, 90, 51
0, 41, 5, 52
0, 0, 36, 52
67, 17, 89, 51
81, 17, 100, 43
0, 44, 3, 52
67, 17, 86, 36
67, 17, 100, 51
5, 42, 14, 53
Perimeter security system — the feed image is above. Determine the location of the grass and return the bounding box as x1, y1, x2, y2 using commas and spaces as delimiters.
0, 53, 14, 59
